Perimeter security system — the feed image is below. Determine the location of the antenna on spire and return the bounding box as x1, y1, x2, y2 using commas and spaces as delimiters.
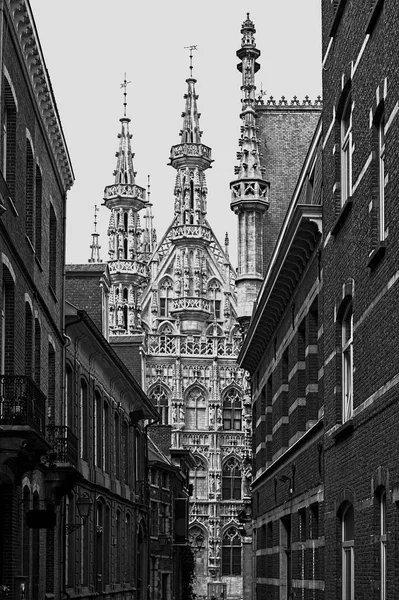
184, 45, 198, 77
120, 73, 131, 117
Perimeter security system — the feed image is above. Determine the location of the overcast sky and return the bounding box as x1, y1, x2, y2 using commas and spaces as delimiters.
29, 0, 322, 268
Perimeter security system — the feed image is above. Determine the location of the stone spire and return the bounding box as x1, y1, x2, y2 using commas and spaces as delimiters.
88, 205, 101, 263
169, 49, 213, 227
103, 76, 148, 335
230, 14, 270, 332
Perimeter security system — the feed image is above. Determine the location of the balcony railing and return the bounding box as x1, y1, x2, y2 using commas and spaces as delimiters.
0, 375, 46, 436
46, 425, 78, 466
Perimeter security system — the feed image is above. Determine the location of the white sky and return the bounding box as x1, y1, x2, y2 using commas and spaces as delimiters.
29, 0, 322, 268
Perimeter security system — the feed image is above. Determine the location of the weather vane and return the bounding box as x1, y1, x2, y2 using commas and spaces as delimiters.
93, 204, 99, 232
184, 45, 198, 77
120, 73, 131, 117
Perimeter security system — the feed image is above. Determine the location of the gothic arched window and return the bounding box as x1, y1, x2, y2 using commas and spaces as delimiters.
189, 455, 207, 499
222, 528, 241, 576
222, 388, 242, 431
149, 384, 169, 425
159, 278, 173, 318
208, 281, 222, 319
222, 457, 241, 500
185, 387, 206, 429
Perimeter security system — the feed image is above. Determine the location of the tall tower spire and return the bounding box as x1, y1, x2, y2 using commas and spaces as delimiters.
88, 205, 101, 263
169, 48, 213, 230
103, 75, 148, 334
230, 14, 269, 332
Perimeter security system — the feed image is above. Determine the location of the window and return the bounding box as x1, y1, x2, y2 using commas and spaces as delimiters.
114, 412, 120, 479
159, 279, 173, 317
80, 379, 89, 460
34, 319, 41, 386
341, 300, 353, 422
379, 491, 387, 600
208, 281, 222, 319
26, 139, 34, 243
222, 388, 242, 430
150, 502, 158, 536
222, 457, 241, 500
185, 387, 206, 429
342, 504, 354, 600
2, 76, 17, 196
35, 167, 42, 261
24, 302, 33, 378
149, 384, 169, 424
189, 456, 207, 499
221, 528, 241, 576
377, 110, 385, 241
49, 204, 57, 293
94, 391, 102, 468
341, 95, 352, 205
47, 343, 55, 424
1, 265, 15, 374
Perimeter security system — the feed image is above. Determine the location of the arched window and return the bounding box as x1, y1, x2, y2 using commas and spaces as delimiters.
80, 379, 89, 460
222, 528, 241, 576
34, 318, 41, 386
49, 204, 57, 293
222, 388, 242, 431
377, 489, 387, 600
149, 384, 169, 425
340, 93, 352, 206
186, 387, 206, 429
159, 279, 173, 318
208, 281, 222, 319
103, 401, 110, 472
24, 301, 33, 378
222, 457, 241, 500
341, 299, 353, 422
94, 391, 102, 467
189, 456, 207, 499
342, 503, 354, 600
35, 166, 42, 261
25, 139, 34, 243
1, 264, 15, 374
116, 509, 121, 582
114, 412, 120, 479
2, 75, 17, 196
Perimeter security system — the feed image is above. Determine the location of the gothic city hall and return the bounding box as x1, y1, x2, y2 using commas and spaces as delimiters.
1, 2, 399, 600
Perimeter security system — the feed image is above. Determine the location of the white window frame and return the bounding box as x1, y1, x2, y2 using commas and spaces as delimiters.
378, 114, 385, 241
380, 491, 387, 600
341, 96, 353, 206
342, 505, 354, 600
342, 301, 353, 422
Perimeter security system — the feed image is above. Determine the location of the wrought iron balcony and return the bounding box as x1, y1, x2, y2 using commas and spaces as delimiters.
0, 375, 46, 437
46, 425, 78, 467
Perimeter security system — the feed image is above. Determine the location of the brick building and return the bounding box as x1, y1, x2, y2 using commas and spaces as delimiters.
321, 0, 399, 599
0, 0, 74, 598
237, 2, 399, 600
62, 298, 158, 600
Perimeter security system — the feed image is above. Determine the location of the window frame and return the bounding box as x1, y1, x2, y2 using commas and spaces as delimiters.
341, 300, 353, 422
342, 504, 354, 600
340, 95, 353, 206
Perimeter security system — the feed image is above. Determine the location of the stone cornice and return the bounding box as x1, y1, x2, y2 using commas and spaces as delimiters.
7, 0, 74, 192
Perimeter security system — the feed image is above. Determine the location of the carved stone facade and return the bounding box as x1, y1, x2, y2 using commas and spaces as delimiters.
103, 63, 250, 600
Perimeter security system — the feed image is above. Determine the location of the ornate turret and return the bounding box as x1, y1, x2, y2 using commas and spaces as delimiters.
230, 14, 270, 332
103, 76, 149, 334
169, 47, 213, 243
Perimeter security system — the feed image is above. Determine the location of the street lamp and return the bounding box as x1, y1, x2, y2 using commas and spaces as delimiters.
190, 532, 205, 553
65, 493, 93, 534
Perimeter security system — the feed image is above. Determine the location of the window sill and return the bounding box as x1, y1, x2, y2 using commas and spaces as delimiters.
365, 0, 384, 34
332, 418, 353, 442
367, 241, 386, 270
26, 234, 35, 253
331, 196, 353, 236
35, 255, 44, 272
